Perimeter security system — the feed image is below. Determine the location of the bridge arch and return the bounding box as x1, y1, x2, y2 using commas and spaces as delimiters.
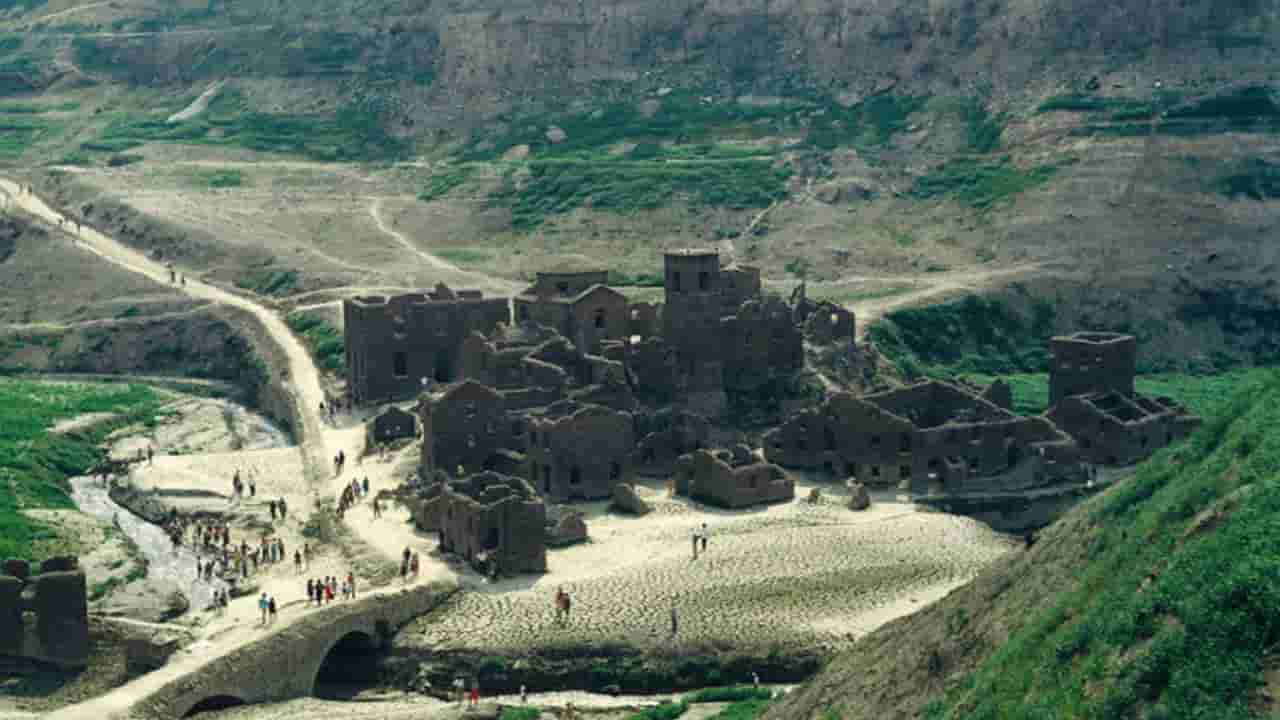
182, 694, 246, 717
313, 626, 388, 699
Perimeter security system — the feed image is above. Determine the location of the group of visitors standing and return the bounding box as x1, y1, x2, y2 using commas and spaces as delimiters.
336, 474, 370, 519
307, 573, 357, 605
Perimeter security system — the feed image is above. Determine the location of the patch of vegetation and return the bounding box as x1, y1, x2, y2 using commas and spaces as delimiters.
85, 88, 407, 162
106, 153, 142, 167
1213, 157, 1280, 200
419, 166, 472, 202
925, 370, 1280, 720
959, 99, 1005, 153
499, 707, 540, 720
1072, 86, 1280, 138
0, 104, 62, 159
628, 701, 688, 720
1037, 94, 1154, 119
867, 295, 1056, 380
910, 158, 1062, 209
235, 266, 299, 297
705, 699, 772, 720
493, 158, 789, 230
0, 36, 21, 56
954, 368, 1272, 417
609, 270, 664, 287
812, 284, 914, 305
684, 685, 775, 703
200, 169, 244, 188
0, 380, 164, 561
285, 313, 345, 375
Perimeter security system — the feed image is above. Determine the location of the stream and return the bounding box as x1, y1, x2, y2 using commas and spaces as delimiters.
68, 398, 291, 615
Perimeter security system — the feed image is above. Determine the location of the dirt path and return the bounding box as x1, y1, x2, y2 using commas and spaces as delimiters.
167, 79, 225, 123
367, 198, 521, 294
840, 264, 1041, 339
0, 178, 329, 480
15, 0, 111, 25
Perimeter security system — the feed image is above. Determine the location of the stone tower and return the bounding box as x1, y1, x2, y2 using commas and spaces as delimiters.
662, 249, 725, 392
1048, 332, 1137, 406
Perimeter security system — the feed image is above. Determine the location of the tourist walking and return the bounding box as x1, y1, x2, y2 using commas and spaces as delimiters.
347, 571, 357, 599
295, 549, 303, 574
691, 529, 700, 560
670, 606, 679, 636
147, 445, 154, 465
469, 680, 480, 707
307, 578, 315, 605
249, 480, 256, 497
411, 551, 420, 580
401, 547, 411, 583
700, 523, 709, 553
258, 593, 269, 626
268, 595, 277, 625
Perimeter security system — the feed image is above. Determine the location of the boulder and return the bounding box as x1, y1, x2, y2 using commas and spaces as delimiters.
40, 556, 78, 574
848, 482, 871, 511
545, 126, 567, 144
611, 483, 651, 516
807, 487, 823, 504
124, 630, 187, 673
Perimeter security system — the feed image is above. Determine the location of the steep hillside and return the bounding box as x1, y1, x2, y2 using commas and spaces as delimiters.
1, 0, 1279, 370
765, 369, 1280, 720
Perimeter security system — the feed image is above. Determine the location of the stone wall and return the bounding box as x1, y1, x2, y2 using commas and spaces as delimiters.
0, 557, 89, 668
527, 402, 635, 501
675, 448, 794, 509
1048, 332, 1137, 406
420, 380, 514, 476
344, 285, 509, 405
765, 381, 1084, 495
1048, 393, 1201, 466
424, 472, 547, 575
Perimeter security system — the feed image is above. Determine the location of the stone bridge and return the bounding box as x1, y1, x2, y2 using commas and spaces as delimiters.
48, 582, 455, 720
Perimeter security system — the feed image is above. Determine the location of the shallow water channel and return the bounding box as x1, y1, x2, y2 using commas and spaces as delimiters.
69, 399, 291, 614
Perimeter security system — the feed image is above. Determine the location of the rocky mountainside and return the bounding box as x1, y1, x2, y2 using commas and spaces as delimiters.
3, 0, 1280, 370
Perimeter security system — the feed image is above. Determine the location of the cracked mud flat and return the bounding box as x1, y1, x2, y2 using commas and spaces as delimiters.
400, 484, 1016, 656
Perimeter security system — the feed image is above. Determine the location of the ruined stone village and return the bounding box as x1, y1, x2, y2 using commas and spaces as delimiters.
338, 250, 1202, 578
0, 250, 1206, 686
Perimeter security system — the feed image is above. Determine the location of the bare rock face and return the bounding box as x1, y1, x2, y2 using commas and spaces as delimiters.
611, 482, 652, 516
125, 626, 191, 673
848, 482, 871, 511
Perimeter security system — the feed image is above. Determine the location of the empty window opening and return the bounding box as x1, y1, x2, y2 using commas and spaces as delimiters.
609, 462, 621, 480
485, 527, 499, 550
871, 465, 881, 478
393, 351, 408, 378
824, 427, 836, 451
594, 309, 606, 330
900, 434, 912, 452
542, 466, 552, 492
569, 467, 582, 485
698, 271, 710, 290
899, 465, 911, 479
557, 282, 570, 294
671, 272, 681, 292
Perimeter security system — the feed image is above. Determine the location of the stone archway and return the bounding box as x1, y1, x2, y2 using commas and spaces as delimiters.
183, 695, 246, 717
313, 629, 382, 700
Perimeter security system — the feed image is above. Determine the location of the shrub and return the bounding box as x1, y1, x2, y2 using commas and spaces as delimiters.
684, 686, 774, 703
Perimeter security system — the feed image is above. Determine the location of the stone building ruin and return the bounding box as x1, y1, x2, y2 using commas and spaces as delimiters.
1046, 332, 1200, 466
0, 556, 90, 667
343, 283, 508, 404
514, 269, 629, 353
674, 446, 795, 508
765, 380, 1084, 495
527, 401, 636, 502
411, 472, 547, 575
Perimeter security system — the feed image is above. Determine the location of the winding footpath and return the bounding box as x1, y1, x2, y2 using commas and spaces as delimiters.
0, 179, 329, 482
367, 198, 521, 295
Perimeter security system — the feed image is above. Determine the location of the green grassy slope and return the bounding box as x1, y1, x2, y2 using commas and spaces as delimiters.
767, 370, 1280, 720
0, 379, 165, 560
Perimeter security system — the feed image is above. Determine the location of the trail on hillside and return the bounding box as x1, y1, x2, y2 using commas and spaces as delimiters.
839, 264, 1041, 339
167, 79, 225, 123
0, 178, 328, 479
367, 198, 521, 294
